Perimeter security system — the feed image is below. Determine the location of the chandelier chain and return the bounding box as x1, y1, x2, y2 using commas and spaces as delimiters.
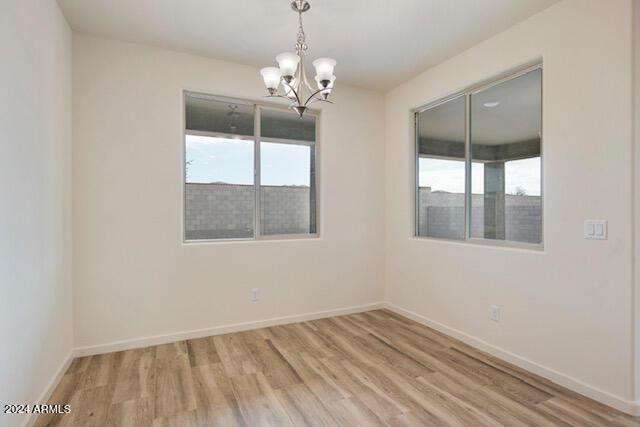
296, 10, 307, 53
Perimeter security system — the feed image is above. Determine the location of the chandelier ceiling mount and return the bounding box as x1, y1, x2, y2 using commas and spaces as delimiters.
291, 0, 311, 13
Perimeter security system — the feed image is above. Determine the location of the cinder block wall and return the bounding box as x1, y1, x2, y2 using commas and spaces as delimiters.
418, 187, 542, 243
185, 184, 539, 242
185, 183, 310, 239
260, 186, 311, 235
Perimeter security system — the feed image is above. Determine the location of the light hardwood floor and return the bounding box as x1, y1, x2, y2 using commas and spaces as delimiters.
36, 310, 639, 426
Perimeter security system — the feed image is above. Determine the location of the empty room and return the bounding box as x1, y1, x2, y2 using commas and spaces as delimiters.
2, 0, 640, 426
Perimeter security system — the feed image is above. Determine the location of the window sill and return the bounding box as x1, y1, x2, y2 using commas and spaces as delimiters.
182, 234, 321, 245
409, 235, 544, 253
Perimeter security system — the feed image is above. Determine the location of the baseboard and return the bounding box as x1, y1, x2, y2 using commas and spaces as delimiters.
21, 350, 75, 427
32, 301, 640, 420
74, 302, 385, 357
383, 302, 640, 417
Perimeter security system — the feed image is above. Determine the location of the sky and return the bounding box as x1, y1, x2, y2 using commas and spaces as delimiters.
186, 134, 538, 194
419, 157, 541, 195
185, 135, 310, 186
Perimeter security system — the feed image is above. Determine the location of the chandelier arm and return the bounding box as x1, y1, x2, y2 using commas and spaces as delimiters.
303, 88, 333, 107
266, 94, 297, 103
282, 79, 303, 106
296, 56, 304, 92
304, 97, 333, 107
301, 62, 315, 92
309, 92, 328, 102
305, 95, 324, 105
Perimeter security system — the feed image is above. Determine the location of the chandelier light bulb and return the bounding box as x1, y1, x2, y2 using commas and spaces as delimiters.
312, 57, 337, 82
275, 52, 300, 78
260, 67, 282, 92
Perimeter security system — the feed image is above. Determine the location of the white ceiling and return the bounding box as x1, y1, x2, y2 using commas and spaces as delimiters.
419, 68, 541, 145
57, 0, 558, 90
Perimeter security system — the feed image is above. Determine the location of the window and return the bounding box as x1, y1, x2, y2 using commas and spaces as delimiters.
184, 92, 318, 241
416, 96, 466, 239
415, 66, 542, 246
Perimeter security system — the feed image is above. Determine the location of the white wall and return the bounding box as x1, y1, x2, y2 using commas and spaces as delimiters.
72, 34, 386, 350
385, 0, 635, 411
0, 1, 73, 426
633, 0, 640, 405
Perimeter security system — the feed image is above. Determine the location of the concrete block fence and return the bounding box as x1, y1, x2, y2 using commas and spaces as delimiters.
418, 187, 542, 243
185, 183, 540, 243
185, 183, 310, 239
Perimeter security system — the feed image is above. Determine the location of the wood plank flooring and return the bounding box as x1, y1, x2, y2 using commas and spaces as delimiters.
35, 310, 640, 426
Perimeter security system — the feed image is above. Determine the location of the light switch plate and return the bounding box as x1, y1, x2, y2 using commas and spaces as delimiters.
584, 220, 607, 240
490, 305, 501, 322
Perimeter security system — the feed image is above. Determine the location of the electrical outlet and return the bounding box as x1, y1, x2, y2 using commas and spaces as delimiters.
251, 288, 259, 302
490, 305, 501, 322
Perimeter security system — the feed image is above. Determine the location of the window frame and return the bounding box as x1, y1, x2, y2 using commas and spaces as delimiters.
413, 63, 543, 250
182, 90, 320, 243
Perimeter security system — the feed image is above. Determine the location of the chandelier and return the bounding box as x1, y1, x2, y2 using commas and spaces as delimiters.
260, 0, 336, 118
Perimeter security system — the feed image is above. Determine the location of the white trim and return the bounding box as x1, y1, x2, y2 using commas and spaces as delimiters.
383, 302, 640, 416
21, 351, 75, 427
74, 302, 384, 357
